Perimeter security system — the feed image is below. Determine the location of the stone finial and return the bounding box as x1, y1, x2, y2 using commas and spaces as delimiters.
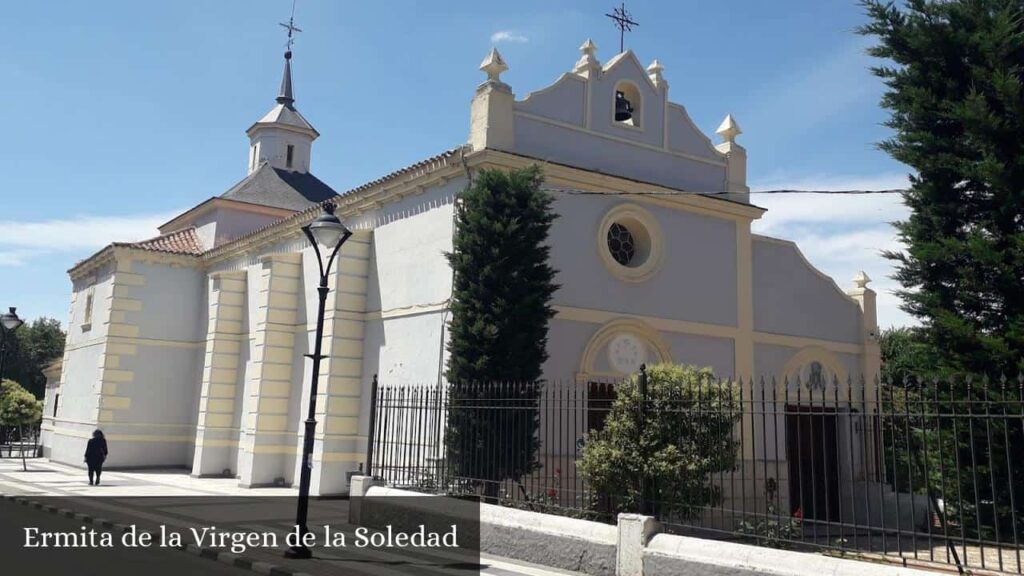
480, 48, 509, 83
574, 39, 601, 75
646, 59, 665, 87
853, 271, 872, 289
716, 114, 742, 143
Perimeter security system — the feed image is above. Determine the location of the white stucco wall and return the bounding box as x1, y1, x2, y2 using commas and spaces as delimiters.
249, 127, 312, 174
192, 207, 288, 249
103, 260, 205, 467
359, 177, 461, 388
751, 237, 862, 344
549, 194, 738, 327
46, 264, 117, 463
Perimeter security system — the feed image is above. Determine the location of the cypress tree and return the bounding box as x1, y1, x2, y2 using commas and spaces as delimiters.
860, 0, 1024, 376
444, 165, 558, 495
862, 0, 1024, 539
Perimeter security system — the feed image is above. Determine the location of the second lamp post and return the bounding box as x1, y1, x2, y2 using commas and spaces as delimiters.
285, 203, 352, 559
0, 307, 24, 384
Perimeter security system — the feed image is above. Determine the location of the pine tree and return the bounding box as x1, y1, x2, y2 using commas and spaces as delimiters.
860, 0, 1024, 376
444, 165, 558, 495
1, 317, 64, 398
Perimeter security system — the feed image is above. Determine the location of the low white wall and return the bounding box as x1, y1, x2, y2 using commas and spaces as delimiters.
361, 483, 617, 576
355, 480, 936, 576
645, 533, 929, 576
479, 500, 617, 576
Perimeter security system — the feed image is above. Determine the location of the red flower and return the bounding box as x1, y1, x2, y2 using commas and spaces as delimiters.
792, 507, 803, 519
546, 488, 558, 498
555, 468, 562, 476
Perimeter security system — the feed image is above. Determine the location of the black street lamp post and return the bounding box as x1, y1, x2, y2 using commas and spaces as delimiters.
0, 307, 24, 459
285, 203, 351, 559
0, 307, 24, 384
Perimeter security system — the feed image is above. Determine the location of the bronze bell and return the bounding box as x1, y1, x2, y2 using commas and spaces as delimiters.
615, 90, 634, 122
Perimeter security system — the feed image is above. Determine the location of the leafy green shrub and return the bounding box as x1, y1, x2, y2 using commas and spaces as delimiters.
0, 379, 42, 428
0, 379, 43, 470
577, 364, 741, 518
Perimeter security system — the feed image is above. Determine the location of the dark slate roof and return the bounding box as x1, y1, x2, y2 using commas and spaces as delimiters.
219, 163, 338, 211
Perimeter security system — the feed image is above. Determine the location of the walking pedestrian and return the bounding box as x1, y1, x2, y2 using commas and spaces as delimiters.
84, 429, 108, 485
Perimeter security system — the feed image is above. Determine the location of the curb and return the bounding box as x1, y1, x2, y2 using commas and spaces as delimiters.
1, 493, 314, 576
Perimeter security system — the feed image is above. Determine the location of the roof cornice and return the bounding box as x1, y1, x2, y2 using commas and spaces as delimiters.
68, 245, 201, 280
245, 119, 319, 139
67, 245, 116, 279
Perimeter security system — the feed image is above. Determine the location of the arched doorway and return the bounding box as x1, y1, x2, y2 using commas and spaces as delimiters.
781, 348, 850, 522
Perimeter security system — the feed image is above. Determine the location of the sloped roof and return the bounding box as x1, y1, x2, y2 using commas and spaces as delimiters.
118, 227, 204, 256
220, 163, 338, 211
202, 147, 466, 262
70, 147, 465, 277
249, 102, 318, 136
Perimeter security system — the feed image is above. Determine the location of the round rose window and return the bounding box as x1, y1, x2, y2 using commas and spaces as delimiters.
607, 223, 636, 266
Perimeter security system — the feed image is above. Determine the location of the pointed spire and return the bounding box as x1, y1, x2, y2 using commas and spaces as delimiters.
480, 48, 508, 83
574, 39, 601, 75
716, 114, 742, 143
277, 50, 295, 107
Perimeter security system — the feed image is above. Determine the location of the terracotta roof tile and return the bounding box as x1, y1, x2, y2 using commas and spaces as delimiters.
122, 227, 204, 256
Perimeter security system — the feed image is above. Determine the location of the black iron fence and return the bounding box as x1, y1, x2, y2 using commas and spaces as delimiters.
367, 370, 1024, 574
0, 423, 42, 459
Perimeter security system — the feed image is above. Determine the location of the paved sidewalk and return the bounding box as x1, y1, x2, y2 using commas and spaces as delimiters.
0, 457, 584, 576
0, 457, 297, 496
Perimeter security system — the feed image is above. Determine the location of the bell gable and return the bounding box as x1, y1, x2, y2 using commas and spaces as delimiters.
467, 41, 747, 199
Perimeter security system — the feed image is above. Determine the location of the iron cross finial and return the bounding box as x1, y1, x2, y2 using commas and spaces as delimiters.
279, 0, 302, 53
605, 2, 638, 54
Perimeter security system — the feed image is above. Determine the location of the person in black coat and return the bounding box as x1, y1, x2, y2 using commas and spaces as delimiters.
84, 429, 108, 485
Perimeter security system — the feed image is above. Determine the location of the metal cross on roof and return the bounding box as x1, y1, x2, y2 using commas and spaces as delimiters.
279, 0, 302, 53
605, 2, 638, 54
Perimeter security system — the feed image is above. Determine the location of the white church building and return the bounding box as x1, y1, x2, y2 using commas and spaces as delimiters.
41, 39, 880, 496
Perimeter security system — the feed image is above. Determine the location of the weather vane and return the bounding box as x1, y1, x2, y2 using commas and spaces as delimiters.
279, 0, 302, 54
605, 2, 638, 53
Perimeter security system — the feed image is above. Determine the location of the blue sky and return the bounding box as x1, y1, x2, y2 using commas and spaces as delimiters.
0, 0, 913, 327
